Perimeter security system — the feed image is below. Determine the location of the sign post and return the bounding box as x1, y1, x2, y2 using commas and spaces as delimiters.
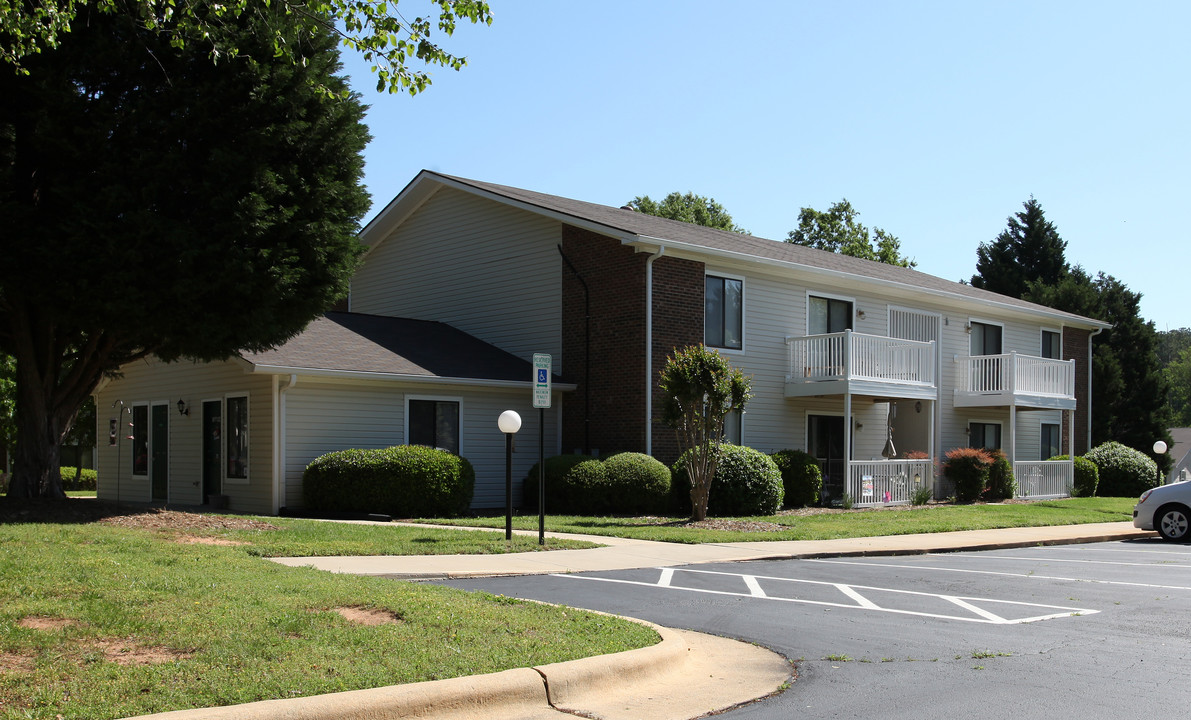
533, 354, 551, 545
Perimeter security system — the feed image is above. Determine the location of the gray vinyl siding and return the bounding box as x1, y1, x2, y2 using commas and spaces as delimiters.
94, 358, 274, 514
350, 186, 564, 370
281, 377, 561, 512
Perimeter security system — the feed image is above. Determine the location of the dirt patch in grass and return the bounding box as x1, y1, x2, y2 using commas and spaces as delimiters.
17, 616, 80, 631
333, 606, 403, 626
97, 509, 279, 533
89, 639, 193, 666
0, 652, 35, 674
173, 534, 251, 546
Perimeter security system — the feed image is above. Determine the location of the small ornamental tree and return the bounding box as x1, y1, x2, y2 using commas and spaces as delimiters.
658, 345, 751, 521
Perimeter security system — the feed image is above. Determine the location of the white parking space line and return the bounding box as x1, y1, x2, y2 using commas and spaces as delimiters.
948, 554, 1191, 569
808, 558, 1191, 591
552, 568, 1095, 624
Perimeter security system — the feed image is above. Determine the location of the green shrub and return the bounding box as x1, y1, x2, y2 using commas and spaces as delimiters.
564, 459, 612, 514
601, 452, 671, 515
943, 447, 994, 503
523, 454, 591, 511
59, 466, 98, 491
986, 451, 1016, 501
303, 445, 475, 518
673, 444, 784, 517
770, 449, 822, 508
1049, 455, 1100, 497
1085, 441, 1158, 497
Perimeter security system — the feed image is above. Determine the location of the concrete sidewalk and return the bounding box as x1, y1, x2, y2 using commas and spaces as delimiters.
269, 520, 1154, 579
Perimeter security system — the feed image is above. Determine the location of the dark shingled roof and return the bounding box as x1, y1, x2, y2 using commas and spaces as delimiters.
427, 172, 1107, 328
242, 312, 554, 384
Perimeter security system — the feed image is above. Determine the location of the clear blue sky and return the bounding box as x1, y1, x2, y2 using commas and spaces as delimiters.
342, 1, 1189, 331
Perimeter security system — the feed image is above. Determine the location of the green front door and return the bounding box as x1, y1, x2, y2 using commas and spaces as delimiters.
151, 404, 168, 501
202, 400, 222, 502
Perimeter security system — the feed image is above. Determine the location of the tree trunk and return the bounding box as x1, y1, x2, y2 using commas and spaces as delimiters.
7, 381, 67, 500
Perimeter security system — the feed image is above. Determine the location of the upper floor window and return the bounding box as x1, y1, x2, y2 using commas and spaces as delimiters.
409, 398, 461, 454
705, 275, 742, 350
1041, 330, 1062, 359
970, 321, 1002, 356
809, 295, 852, 335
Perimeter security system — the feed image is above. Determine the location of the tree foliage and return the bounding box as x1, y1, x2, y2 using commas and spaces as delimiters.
786, 199, 915, 268
1165, 346, 1191, 426
658, 345, 751, 521
1, 0, 492, 95
0, 5, 371, 498
627, 192, 747, 234
971, 197, 1068, 296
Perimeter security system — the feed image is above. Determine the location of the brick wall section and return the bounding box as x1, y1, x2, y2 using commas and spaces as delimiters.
1063, 327, 1092, 455
560, 226, 649, 457
649, 255, 705, 465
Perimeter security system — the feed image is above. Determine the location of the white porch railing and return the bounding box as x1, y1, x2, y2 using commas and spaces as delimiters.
847, 460, 935, 507
963, 353, 1075, 398
1014, 460, 1074, 499
786, 330, 936, 387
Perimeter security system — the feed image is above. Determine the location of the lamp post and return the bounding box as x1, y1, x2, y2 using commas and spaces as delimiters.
1154, 440, 1168, 488
498, 410, 522, 540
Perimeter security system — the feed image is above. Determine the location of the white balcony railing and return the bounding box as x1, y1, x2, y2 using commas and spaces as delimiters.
786, 330, 936, 388
1014, 460, 1074, 499
847, 460, 935, 507
962, 353, 1075, 398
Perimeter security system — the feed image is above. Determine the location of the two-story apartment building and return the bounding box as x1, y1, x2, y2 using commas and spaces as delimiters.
94, 171, 1110, 514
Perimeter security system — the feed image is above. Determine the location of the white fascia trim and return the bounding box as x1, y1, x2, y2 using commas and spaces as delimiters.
626, 236, 1112, 332
245, 364, 578, 391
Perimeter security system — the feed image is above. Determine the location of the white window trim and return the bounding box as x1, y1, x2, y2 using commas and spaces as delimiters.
967, 317, 1005, 356
806, 291, 857, 336
968, 418, 1004, 449
704, 271, 746, 354
1040, 327, 1063, 359
404, 395, 465, 456
224, 393, 250, 486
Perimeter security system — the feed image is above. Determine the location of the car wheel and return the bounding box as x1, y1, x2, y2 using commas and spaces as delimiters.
1156, 505, 1191, 542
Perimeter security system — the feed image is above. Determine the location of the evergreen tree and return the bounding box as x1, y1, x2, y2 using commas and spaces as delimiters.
972, 197, 1068, 297
0, 7, 370, 499
786, 200, 915, 268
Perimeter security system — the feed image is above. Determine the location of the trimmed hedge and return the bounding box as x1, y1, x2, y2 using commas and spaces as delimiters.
673, 444, 784, 517
1085, 441, 1158, 497
60, 466, 98, 491
943, 447, 994, 503
986, 451, 1016, 501
303, 445, 475, 518
770, 449, 822, 508
1048, 455, 1100, 497
524, 453, 671, 515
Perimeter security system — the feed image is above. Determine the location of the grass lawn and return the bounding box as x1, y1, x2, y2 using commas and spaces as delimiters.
0, 512, 654, 720
419, 497, 1137, 543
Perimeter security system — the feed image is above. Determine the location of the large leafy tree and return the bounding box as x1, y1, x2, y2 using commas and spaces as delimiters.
786, 199, 915, 268
972, 197, 1068, 297
627, 192, 747, 234
1026, 269, 1172, 473
658, 345, 751, 521
0, 5, 372, 499
2, 0, 492, 95
1166, 347, 1191, 427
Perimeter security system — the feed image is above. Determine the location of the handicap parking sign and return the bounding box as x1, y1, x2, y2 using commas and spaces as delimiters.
533, 353, 551, 408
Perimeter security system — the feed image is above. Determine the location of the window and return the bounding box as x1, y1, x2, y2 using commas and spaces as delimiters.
1041, 330, 1062, 359
809, 295, 852, 335
705, 275, 743, 350
970, 321, 1002, 356
131, 405, 148, 476
226, 395, 248, 480
409, 399, 460, 454
1041, 423, 1061, 460
723, 411, 742, 445
969, 422, 1002, 451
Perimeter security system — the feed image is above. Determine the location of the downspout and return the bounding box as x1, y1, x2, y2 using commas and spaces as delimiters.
557, 246, 591, 455
1088, 327, 1105, 453
275, 374, 297, 514
644, 246, 665, 456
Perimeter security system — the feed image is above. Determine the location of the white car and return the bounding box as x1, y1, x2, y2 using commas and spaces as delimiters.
1134, 480, 1191, 541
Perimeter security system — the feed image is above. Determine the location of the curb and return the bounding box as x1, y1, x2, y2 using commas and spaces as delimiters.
123, 620, 688, 720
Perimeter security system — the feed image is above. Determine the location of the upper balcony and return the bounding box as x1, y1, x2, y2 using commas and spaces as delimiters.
785, 330, 937, 400
953, 352, 1076, 409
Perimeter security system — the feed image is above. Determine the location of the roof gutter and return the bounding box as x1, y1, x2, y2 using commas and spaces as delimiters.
244, 364, 577, 391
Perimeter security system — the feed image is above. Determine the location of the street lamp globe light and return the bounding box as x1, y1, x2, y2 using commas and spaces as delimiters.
1154, 440, 1169, 488
498, 410, 522, 435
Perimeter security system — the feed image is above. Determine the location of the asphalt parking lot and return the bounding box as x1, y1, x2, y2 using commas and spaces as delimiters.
444, 538, 1191, 719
